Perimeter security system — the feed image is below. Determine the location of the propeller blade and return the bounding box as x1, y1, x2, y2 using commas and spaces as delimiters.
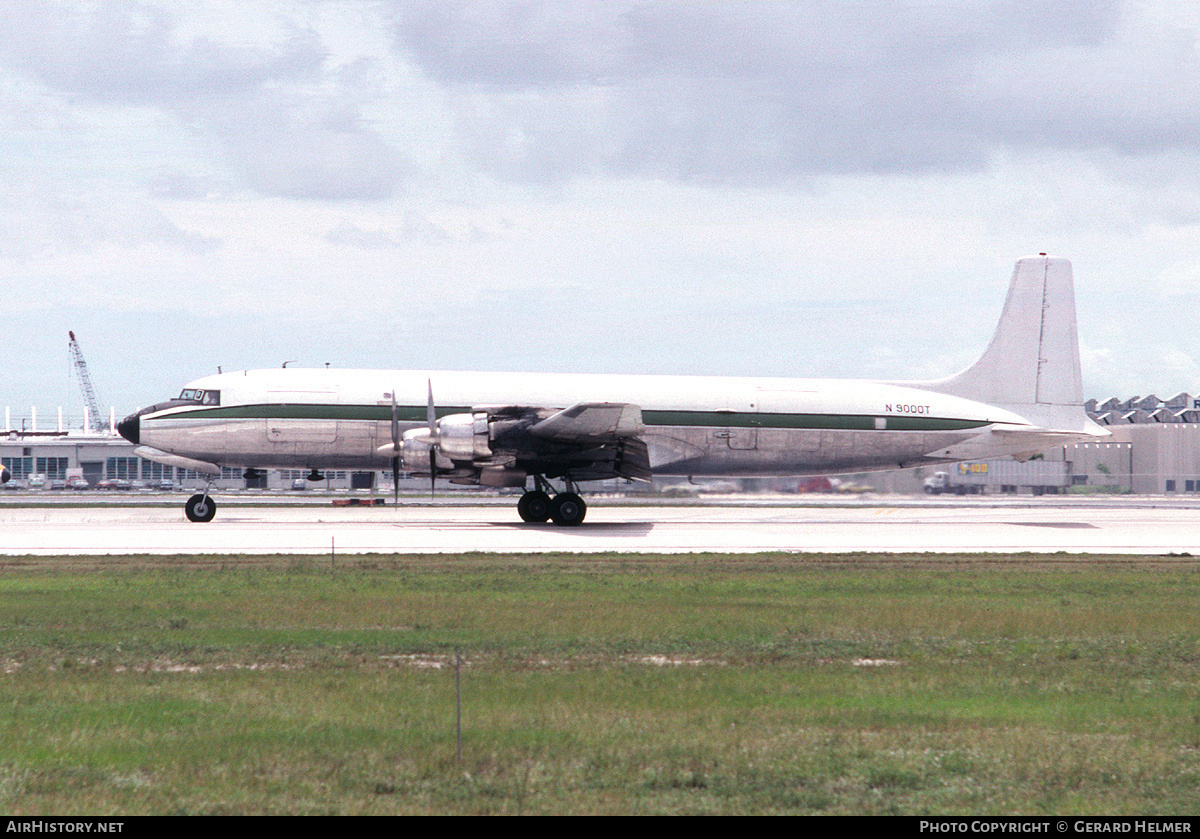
426, 379, 437, 498
426, 378, 436, 435
391, 390, 400, 449
390, 390, 400, 506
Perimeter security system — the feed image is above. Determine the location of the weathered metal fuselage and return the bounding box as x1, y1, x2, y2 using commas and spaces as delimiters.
124, 367, 1034, 478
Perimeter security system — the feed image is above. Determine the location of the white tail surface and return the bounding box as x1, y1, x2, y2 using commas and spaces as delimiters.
922, 256, 1093, 433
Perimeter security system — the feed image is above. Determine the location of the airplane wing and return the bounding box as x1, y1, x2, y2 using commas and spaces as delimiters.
401, 401, 653, 485
517, 402, 651, 482
528, 402, 645, 441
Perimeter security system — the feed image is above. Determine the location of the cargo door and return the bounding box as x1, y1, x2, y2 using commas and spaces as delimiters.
721, 385, 758, 450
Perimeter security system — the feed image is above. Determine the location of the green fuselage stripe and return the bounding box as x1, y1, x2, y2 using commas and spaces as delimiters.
163, 404, 451, 422
152, 404, 991, 433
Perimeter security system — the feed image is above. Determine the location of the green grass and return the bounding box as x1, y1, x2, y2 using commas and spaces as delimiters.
0, 552, 1198, 814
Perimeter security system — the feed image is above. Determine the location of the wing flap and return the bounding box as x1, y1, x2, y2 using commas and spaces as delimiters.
534, 437, 652, 482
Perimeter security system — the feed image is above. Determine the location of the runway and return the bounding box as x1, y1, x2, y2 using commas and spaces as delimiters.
3, 495, 1199, 555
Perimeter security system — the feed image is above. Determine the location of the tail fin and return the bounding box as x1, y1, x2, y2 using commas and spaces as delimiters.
924, 256, 1093, 432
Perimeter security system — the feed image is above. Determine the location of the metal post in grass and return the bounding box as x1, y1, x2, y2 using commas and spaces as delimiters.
456, 649, 462, 763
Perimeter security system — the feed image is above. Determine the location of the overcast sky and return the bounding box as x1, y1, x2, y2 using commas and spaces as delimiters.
4, 0, 1200, 422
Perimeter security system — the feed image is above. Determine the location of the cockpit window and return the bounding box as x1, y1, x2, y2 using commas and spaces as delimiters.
179, 389, 220, 406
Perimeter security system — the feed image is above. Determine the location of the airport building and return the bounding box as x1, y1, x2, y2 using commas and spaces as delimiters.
1, 411, 378, 492
4, 395, 1200, 495
849, 394, 1200, 495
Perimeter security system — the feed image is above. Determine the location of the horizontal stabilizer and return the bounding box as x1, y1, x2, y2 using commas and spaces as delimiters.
529, 402, 644, 442
134, 446, 221, 477
915, 426, 1099, 464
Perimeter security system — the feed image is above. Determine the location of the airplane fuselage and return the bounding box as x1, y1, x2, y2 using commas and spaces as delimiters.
131, 367, 1032, 478
118, 256, 1107, 524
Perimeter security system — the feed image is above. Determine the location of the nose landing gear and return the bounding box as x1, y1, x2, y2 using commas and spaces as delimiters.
184, 489, 216, 523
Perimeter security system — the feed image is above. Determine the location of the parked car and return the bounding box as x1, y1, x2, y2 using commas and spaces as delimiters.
67, 476, 89, 490
291, 478, 308, 491
95, 479, 118, 490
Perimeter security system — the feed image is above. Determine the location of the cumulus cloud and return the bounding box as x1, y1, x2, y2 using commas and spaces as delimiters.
389, 0, 1200, 183
0, 2, 325, 104
209, 95, 410, 200
0, 1, 409, 201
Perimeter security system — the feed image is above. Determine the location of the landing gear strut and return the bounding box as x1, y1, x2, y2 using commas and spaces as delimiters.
184, 481, 216, 523
518, 476, 586, 526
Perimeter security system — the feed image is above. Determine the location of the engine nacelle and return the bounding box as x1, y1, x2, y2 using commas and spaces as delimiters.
398, 412, 491, 472
399, 433, 452, 472
433, 412, 491, 461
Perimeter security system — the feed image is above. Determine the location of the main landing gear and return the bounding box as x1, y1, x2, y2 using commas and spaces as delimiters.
517, 476, 586, 526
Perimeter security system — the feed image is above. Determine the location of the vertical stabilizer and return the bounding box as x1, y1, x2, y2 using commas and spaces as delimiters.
924, 256, 1089, 430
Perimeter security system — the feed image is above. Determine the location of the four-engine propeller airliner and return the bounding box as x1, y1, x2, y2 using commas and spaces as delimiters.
117, 255, 1106, 524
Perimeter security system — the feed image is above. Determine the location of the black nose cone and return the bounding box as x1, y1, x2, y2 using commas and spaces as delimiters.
117, 412, 140, 445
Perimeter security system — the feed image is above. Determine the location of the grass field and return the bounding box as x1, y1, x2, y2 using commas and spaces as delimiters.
0, 552, 1197, 815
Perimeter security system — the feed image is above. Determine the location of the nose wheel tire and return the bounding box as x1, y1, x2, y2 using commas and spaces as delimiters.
549, 492, 586, 526
184, 493, 217, 523
518, 490, 552, 523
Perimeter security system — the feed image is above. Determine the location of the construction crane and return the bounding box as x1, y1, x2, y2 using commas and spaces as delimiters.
68, 331, 106, 433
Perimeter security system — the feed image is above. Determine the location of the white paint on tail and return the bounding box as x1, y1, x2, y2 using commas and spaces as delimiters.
917, 256, 1097, 434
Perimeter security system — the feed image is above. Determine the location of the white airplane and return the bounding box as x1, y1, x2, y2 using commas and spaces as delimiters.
118, 255, 1106, 524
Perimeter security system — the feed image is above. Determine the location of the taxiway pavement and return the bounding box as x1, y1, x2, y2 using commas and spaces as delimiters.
2, 495, 1197, 555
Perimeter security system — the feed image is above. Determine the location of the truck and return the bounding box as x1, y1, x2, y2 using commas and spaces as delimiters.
923, 460, 1072, 496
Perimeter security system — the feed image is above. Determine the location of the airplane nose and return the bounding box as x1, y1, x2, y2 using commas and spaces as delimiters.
1, 464, 9, 484
117, 412, 140, 445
